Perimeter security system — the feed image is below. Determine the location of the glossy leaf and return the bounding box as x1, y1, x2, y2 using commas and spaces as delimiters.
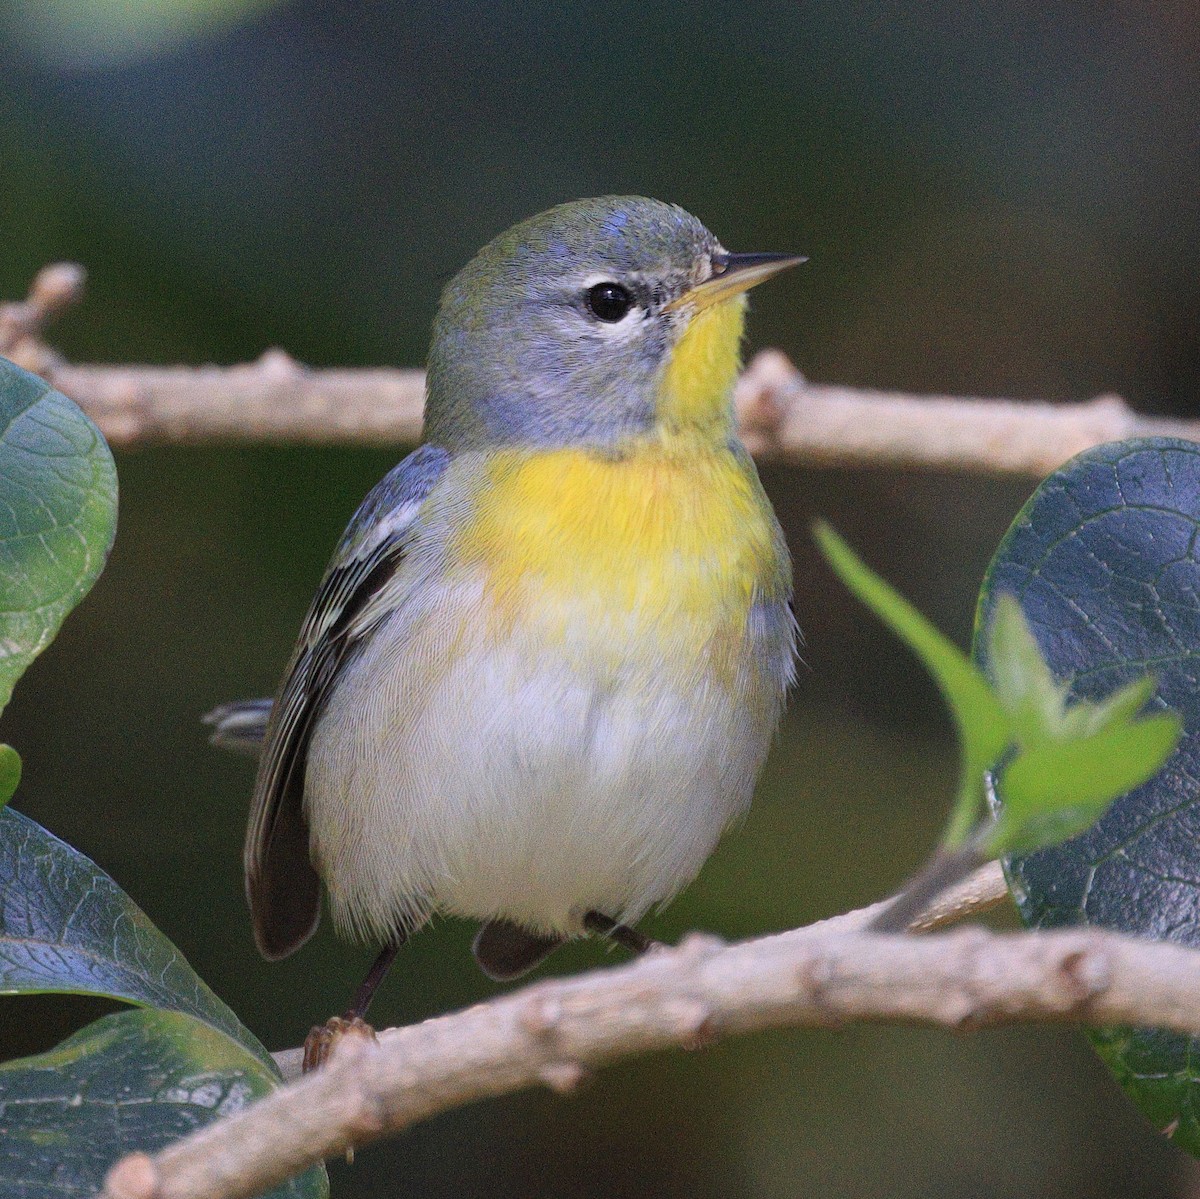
978, 438, 1200, 1155
0, 807, 266, 1065
0, 358, 117, 716
0, 1008, 326, 1199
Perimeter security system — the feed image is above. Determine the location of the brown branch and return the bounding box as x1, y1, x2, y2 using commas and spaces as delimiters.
867, 843, 992, 933
266, 860, 1010, 1083
902, 858, 1009, 932
731, 350, 1199, 476
0, 263, 86, 372
52, 356, 428, 447
6, 265, 1198, 471
104, 915, 1200, 1199
106, 867, 1013, 1198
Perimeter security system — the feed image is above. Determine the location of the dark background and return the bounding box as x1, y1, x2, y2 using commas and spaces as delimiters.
2, 1, 1199, 1195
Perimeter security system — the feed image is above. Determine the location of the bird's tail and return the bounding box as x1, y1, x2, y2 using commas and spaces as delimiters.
203, 698, 273, 756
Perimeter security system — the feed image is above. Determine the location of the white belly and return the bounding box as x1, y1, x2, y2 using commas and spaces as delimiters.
304, 579, 787, 943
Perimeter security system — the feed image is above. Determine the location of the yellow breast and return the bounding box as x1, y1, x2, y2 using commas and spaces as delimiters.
453, 434, 786, 672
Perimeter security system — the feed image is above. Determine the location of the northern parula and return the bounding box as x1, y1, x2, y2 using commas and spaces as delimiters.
208, 196, 802, 1059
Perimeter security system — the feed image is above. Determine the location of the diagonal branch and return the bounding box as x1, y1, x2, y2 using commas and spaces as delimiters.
260, 860, 1008, 1083
102, 911, 1200, 1199
6, 266, 1200, 473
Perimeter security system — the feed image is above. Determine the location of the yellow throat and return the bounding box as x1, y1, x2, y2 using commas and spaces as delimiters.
657, 294, 747, 437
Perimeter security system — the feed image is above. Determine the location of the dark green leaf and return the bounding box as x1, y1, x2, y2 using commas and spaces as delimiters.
0, 745, 20, 808
0, 807, 267, 1066
0, 357, 117, 715
0, 1008, 326, 1199
814, 520, 1010, 844
977, 437, 1200, 1154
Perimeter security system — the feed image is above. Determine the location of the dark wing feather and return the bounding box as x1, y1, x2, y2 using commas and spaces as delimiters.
203, 698, 273, 755
472, 920, 564, 981
243, 444, 449, 959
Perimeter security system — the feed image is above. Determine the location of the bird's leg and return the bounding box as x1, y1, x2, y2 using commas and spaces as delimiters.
583, 910, 661, 956
347, 937, 406, 1017
302, 936, 406, 1073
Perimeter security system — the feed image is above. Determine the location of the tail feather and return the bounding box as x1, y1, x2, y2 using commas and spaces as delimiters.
203, 698, 273, 756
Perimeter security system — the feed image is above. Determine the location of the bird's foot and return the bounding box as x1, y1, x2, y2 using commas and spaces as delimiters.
301, 1013, 377, 1073
582, 911, 663, 956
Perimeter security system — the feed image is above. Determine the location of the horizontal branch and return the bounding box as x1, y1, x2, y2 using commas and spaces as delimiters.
39, 352, 1200, 476
6, 266, 1200, 473
106, 907, 1200, 1198
52, 356, 428, 447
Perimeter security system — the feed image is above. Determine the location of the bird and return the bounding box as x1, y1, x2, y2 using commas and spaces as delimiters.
206, 196, 802, 1068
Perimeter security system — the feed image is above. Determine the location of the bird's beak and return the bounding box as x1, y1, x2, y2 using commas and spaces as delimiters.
665, 251, 806, 313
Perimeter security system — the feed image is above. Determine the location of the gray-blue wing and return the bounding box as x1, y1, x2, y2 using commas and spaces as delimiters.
244, 444, 449, 959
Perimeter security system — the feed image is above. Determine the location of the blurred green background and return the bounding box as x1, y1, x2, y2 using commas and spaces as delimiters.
2, 1, 1199, 1195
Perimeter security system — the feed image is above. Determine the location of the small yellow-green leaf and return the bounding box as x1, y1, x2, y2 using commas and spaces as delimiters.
1059, 676, 1157, 740
987, 594, 1069, 745
0, 745, 20, 808
986, 711, 1182, 856
814, 520, 1010, 844
989, 597, 1162, 749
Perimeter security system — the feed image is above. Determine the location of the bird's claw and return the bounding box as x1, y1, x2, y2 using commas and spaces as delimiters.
301, 1013, 377, 1073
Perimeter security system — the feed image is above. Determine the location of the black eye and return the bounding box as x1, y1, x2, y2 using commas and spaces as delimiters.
586, 282, 634, 322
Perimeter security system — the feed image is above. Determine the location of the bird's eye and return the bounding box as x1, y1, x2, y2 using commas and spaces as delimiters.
586, 282, 634, 322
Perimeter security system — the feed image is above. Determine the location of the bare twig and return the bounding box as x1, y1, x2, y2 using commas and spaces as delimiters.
109, 866, 1014, 1196
104, 917, 1200, 1199
868, 843, 991, 934
6, 265, 1198, 470
0, 263, 87, 374
900, 857, 1009, 932
731, 350, 1199, 476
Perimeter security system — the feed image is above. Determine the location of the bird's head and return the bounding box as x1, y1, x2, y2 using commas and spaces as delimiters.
424, 196, 802, 451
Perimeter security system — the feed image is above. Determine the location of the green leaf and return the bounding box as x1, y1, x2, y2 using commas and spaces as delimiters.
988, 596, 1167, 751
980, 593, 1181, 855
814, 520, 1010, 845
0, 1008, 326, 1199
1057, 676, 1157, 740
977, 437, 1200, 1155
986, 593, 1070, 746
985, 713, 1181, 856
0, 745, 20, 808
0, 807, 268, 1067
0, 358, 117, 717
11, 0, 291, 70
